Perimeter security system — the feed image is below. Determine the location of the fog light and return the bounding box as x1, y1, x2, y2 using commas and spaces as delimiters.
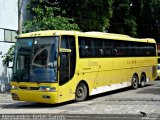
42, 95, 51, 99
39, 86, 56, 92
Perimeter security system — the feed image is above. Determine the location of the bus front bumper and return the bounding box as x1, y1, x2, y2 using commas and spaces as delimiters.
11, 90, 58, 104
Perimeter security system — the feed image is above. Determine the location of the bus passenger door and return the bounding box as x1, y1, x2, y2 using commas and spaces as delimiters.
58, 36, 76, 103
58, 51, 71, 102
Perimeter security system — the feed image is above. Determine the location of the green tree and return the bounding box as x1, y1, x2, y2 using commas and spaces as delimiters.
139, 0, 155, 38
23, 0, 79, 32
109, 0, 137, 37
130, 0, 160, 41
1, 45, 15, 64
153, 0, 160, 41
59, 0, 112, 31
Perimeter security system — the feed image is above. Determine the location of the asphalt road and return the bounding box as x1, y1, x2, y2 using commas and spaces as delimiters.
1, 80, 160, 120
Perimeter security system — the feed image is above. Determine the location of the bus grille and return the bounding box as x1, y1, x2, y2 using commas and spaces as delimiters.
19, 86, 39, 90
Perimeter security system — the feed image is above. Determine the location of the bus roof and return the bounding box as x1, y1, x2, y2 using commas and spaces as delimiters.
19, 30, 156, 43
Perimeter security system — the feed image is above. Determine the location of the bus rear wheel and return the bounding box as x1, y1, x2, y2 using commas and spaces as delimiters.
75, 83, 87, 102
132, 74, 139, 89
140, 73, 146, 87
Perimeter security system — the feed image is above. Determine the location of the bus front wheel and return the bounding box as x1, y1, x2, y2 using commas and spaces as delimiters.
132, 74, 139, 89
75, 82, 87, 102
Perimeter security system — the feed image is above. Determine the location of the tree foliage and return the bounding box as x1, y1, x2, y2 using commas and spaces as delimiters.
109, 0, 137, 37
59, 0, 112, 31
1, 45, 15, 64
3, 0, 160, 64
24, 0, 112, 32
110, 0, 160, 40
23, 0, 160, 40
23, 0, 79, 32
130, 0, 160, 40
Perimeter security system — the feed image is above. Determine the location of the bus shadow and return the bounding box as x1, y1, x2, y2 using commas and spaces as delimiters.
1, 100, 75, 109
155, 77, 160, 81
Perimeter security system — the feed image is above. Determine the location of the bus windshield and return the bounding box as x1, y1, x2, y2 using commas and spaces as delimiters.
12, 37, 59, 83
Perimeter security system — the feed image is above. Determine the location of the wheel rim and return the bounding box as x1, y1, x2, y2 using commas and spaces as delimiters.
76, 86, 84, 98
141, 74, 145, 86
132, 75, 138, 88
75, 83, 87, 102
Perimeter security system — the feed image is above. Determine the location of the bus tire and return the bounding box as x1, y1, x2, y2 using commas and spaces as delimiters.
75, 82, 87, 102
140, 73, 146, 87
131, 74, 139, 89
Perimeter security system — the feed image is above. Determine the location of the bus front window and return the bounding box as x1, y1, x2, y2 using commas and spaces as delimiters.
12, 37, 59, 83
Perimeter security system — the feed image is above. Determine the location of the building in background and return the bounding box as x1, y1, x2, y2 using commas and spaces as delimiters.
0, 0, 18, 92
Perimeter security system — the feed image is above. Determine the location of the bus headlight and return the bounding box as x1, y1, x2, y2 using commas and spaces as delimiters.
11, 86, 18, 90
39, 86, 56, 92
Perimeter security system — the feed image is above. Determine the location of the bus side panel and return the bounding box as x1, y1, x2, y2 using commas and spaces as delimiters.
76, 57, 156, 97
112, 58, 131, 89
127, 57, 157, 84
77, 58, 113, 95
103, 71, 115, 86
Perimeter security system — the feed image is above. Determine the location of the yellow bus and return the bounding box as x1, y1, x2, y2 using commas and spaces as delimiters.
10, 30, 157, 104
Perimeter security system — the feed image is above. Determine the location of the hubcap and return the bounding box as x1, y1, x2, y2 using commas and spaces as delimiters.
141, 75, 145, 86
133, 76, 138, 88
77, 87, 83, 98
